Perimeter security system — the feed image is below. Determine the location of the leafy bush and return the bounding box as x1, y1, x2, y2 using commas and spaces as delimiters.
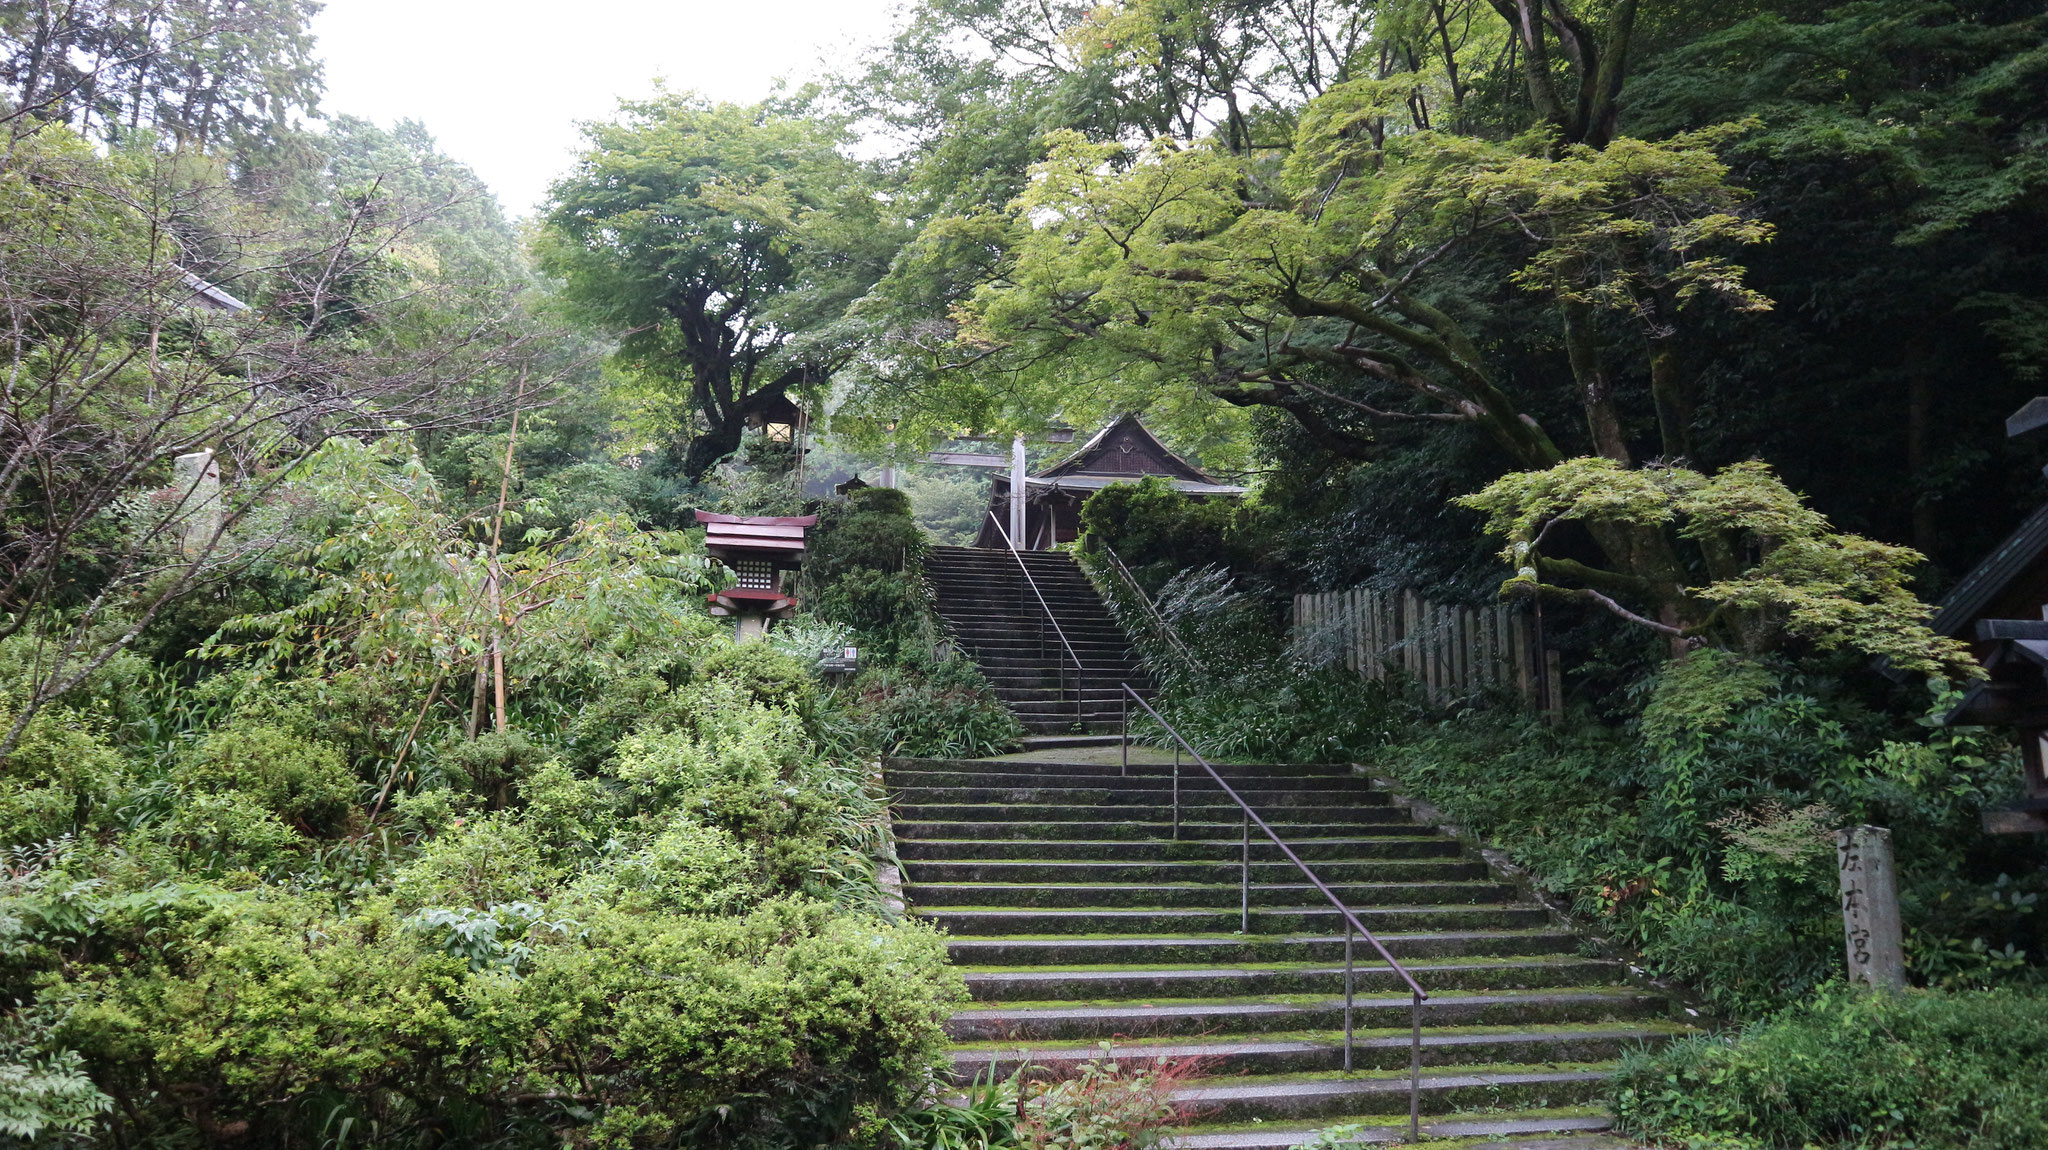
822, 659, 1023, 759
814, 569, 934, 663
472, 898, 961, 1148
1091, 562, 1407, 763
805, 486, 927, 588
1613, 988, 2048, 1149
700, 642, 818, 711
0, 702, 125, 846
1080, 478, 1243, 593
176, 725, 357, 833
1379, 652, 2042, 1016
883, 1049, 1198, 1150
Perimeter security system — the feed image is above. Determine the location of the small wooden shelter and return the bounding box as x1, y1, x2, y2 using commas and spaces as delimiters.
973, 414, 1246, 549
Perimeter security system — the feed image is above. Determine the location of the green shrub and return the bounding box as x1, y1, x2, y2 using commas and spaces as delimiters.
1103, 564, 1406, 763
805, 487, 926, 588
436, 729, 548, 805
1080, 478, 1243, 591
700, 642, 818, 711
52, 891, 471, 1145
1376, 653, 2041, 1016
823, 660, 1023, 759
158, 791, 306, 875
570, 823, 756, 916
176, 725, 357, 833
1613, 987, 2048, 1148
391, 811, 559, 909
813, 569, 933, 663
613, 712, 834, 892
464, 898, 963, 1148
0, 702, 126, 846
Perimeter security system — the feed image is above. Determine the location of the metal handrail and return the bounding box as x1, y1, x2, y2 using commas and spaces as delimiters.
984, 510, 1090, 727
1117, 682, 1428, 1141
1093, 540, 1194, 664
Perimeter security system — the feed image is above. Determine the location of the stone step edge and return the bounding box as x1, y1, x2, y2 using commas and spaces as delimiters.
1166, 1113, 1615, 1149
949, 1026, 1667, 1062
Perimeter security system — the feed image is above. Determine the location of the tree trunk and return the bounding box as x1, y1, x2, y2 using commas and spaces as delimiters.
1562, 301, 1630, 464
1648, 332, 1694, 462
1907, 357, 1937, 556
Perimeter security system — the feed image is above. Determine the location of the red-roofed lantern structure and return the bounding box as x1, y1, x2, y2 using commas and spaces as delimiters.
695, 510, 816, 642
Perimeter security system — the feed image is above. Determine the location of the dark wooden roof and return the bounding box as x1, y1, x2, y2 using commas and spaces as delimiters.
1038, 414, 1219, 484
1932, 500, 2048, 638
694, 510, 815, 562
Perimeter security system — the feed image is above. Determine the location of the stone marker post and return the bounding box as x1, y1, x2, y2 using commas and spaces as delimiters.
1835, 825, 1905, 990
171, 449, 221, 559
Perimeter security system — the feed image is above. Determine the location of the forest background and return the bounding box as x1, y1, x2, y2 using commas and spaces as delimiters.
0, 0, 2044, 1146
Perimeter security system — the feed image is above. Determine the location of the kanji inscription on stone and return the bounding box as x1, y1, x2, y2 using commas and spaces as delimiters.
1835, 824, 1905, 990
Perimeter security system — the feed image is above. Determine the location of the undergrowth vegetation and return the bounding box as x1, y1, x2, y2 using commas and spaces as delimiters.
794, 486, 1022, 759
1614, 988, 2048, 1148
1380, 652, 2039, 1017
0, 442, 972, 1147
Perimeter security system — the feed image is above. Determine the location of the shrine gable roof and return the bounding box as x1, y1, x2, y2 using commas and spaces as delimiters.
1038, 413, 1220, 484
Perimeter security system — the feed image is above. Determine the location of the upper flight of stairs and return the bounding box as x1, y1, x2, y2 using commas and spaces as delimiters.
887, 754, 1690, 1148
925, 546, 1154, 733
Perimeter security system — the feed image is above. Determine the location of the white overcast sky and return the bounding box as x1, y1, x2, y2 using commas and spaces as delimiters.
311, 0, 903, 219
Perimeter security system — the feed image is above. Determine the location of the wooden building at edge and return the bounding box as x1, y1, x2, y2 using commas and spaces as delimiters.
974, 414, 1247, 550
1933, 495, 2048, 832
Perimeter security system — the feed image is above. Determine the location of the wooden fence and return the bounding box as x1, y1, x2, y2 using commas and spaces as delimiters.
1290, 588, 1560, 710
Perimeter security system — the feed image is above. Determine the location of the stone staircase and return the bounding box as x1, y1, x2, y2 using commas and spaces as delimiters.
925, 546, 1154, 733
886, 753, 1688, 1147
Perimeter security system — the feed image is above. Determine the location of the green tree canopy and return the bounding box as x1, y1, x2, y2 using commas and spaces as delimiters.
539, 94, 907, 480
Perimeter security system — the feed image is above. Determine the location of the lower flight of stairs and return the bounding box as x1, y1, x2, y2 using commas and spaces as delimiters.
924, 545, 1153, 733
887, 754, 1690, 1148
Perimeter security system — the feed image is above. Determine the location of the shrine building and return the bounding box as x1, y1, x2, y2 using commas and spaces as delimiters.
974, 414, 1246, 550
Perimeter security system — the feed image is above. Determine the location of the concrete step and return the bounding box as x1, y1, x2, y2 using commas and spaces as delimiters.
888, 788, 1389, 809
886, 758, 1357, 777
920, 904, 1553, 936
946, 988, 1673, 1040
976, 663, 1149, 678
1168, 1112, 1622, 1148
904, 858, 1489, 885
907, 879, 1518, 909
891, 803, 1409, 824
1166, 1068, 1609, 1122
1018, 734, 1128, 750
894, 837, 1464, 861
944, 623, 1131, 638
951, 1025, 1676, 1082
884, 770, 1369, 792
988, 690, 1160, 706
893, 819, 1438, 841
958, 957, 1624, 1001
943, 929, 1580, 966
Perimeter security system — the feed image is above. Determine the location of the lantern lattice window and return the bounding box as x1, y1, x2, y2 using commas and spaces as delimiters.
734, 558, 776, 591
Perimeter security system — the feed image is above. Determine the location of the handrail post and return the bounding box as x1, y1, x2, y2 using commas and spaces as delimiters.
1410, 991, 1423, 1141
1240, 809, 1250, 934
1120, 689, 1129, 777
1344, 918, 1355, 1072
1115, 686, 1433, 1118
1171, 746, 1179, 840
986, 510, 1089, 740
